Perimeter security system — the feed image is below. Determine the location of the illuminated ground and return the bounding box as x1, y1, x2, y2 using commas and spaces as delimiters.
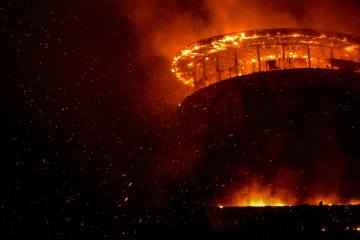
206, 205, 360, 239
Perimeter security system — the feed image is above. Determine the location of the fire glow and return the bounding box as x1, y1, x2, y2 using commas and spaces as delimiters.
217, 182, 360, 207
219, 182, 295, 207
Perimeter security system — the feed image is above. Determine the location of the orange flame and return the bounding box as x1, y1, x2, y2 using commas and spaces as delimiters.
224, 181, 296, 207
217, 181, 360, 207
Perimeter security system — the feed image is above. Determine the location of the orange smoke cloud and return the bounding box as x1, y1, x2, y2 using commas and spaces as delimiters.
123, 0, 360, 60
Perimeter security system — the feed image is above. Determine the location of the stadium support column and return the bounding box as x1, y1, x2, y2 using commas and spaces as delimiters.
256, 45, 261, 72
234, 49, 239, 76
282, 44, 286, 69
307, 45, 311, 68
216, 55, 221, 81
192, 65, 198, 90
330, 47, 334, 68
202, 59, 207, 88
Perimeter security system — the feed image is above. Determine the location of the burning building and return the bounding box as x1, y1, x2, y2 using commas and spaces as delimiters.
173, 28, 360, 89
174, 29, 360, 239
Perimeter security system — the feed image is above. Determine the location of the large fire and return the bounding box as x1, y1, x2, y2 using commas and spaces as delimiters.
217, 181, 360, 207
226, 182, 295, 207
172, 29, 360, 91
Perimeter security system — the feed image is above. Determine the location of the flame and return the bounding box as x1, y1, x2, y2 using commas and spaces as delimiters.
306, 196, 339, 206
345, 45, 358, 52
217, 181, 360, 207
223, 181, 296, 207
349, 199, 360, 205
248, 198, 286, 207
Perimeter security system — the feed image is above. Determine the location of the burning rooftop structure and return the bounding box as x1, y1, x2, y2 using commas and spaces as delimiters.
172, 28, 360, 89
174, 29, 360, 239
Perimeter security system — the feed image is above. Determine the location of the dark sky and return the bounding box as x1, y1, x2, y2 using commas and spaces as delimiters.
1, 0, 360, 238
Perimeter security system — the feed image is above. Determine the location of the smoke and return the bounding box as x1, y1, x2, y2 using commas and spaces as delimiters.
123, 0, 360, 59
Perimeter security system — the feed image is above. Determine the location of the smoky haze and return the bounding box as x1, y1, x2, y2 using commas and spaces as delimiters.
124, 0, 360, 60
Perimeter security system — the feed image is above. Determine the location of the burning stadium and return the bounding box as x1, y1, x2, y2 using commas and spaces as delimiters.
6, 0, 360, 238
175, 29, 360, 239
172, 29, 360, 89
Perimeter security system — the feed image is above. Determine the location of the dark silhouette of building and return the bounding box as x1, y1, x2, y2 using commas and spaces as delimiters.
173, 29, 360, 239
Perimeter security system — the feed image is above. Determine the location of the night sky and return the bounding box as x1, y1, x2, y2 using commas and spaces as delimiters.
1, 0, 360, 239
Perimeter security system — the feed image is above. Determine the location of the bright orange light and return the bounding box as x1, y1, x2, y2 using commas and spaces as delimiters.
248, 198, 285, 207
349, 199, 360, 205
305, 195, 343, 206
224, 181, 295, 207
217, 181, 360, 207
